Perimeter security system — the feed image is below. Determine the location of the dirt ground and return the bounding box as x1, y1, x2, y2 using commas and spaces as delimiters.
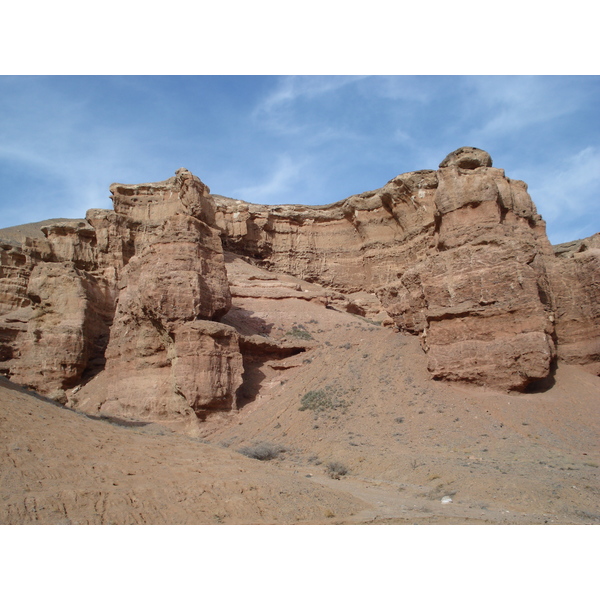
1, 253, 599, 525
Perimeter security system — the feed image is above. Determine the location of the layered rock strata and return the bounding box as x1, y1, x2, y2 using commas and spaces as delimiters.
0, 149, 598, 426
0, 170, 248, 424
548, 233, 600, 374
70, 212, 242, 426
215, 148, 568, 390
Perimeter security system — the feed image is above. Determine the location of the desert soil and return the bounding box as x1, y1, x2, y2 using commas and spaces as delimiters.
1, 254, 598, 525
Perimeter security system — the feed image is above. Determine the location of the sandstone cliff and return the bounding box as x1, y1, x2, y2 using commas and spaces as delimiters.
214, 147, 568, 391
1, 148, 598, 429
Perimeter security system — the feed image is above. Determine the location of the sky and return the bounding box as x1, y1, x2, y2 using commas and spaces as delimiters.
0, 74, 598, 245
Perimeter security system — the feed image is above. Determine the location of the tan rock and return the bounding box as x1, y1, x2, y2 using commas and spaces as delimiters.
0, 241, 33, 315
70, 211, 240, 425
8, 262, 110, 400
110, 167, 216, 227
216, 151, 564, 390
40, 220, 98, 270
74, 320, 243, 427
438, 146, 493, 169
214, 169, 438, 293
1, 153, 598, 409
548, 234, 600, 374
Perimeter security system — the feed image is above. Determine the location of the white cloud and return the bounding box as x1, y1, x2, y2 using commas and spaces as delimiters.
526, 146, 600, 243
465, 76, 589, 138
255, 76, 366, 115
232, 155, 309, 204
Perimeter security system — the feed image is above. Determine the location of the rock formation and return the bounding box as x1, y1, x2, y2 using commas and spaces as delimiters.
0, 148, 598, 428
215, 148, 563, 390
547, 233, 600, 374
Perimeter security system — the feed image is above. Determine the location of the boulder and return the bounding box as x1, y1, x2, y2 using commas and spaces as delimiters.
438, 146, 493, 169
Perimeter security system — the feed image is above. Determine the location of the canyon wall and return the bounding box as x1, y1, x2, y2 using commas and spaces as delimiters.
215, 147, 568, 390
1, 148, 598, 427
0, 169, 245, 430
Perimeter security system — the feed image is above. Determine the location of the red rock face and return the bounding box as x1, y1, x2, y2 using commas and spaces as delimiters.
215, 148, 569, 390
406, 159, 556, 391
8, 263, 111, 400
0, 243, 33, 315
0, 150, 597, 423
71, 212, 242, 425
215, 169, 439, 293
110, 167, 216, 229
548, 234, 600, 374
117, 214, 231, 324
0, 170, 241, 423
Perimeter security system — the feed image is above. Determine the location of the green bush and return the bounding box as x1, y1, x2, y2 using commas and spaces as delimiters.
299, 387, 348, 412
326, 461, 349, 479
286, 326, 314, 341
238, 442, 286, 461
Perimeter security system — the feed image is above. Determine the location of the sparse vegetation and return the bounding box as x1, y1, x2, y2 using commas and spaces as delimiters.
285, 325, 314, 341
358, 316, 382, 327
307, 453, 322, 465
238, 442, 286, 461
326, 461, 349, 479
299, 386, 349, 413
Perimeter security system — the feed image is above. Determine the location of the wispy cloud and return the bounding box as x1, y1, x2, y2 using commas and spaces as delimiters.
232, 154, 309, 204
0, 78, 170, 222
255, 76, 366, 116
464, 76, 591, 138
526, 146, 600, 243
251, 75, 370, 140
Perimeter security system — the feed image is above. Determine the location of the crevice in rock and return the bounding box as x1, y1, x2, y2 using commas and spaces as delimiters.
236, 335, 307, 409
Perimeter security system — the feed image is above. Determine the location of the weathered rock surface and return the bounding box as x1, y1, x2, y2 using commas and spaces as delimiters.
438, 146, 493, 169
214, 149, 571, 391
0, 148, 598, 427
8, 262, 111, 400
380, 160, 556, 390
70, 213, 242, 429
548, 233, 600, 374
0, 170, 244, 428
215, 167, 439, 293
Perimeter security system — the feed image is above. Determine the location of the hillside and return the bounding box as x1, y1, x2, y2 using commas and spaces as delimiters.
1, 147, 598, 524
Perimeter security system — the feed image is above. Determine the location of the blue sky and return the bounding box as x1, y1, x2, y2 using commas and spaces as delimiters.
0, 75, 598, 245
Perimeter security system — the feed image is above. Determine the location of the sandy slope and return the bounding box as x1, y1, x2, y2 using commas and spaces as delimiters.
0, 377, 365, 524
206, 255, 600, 524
